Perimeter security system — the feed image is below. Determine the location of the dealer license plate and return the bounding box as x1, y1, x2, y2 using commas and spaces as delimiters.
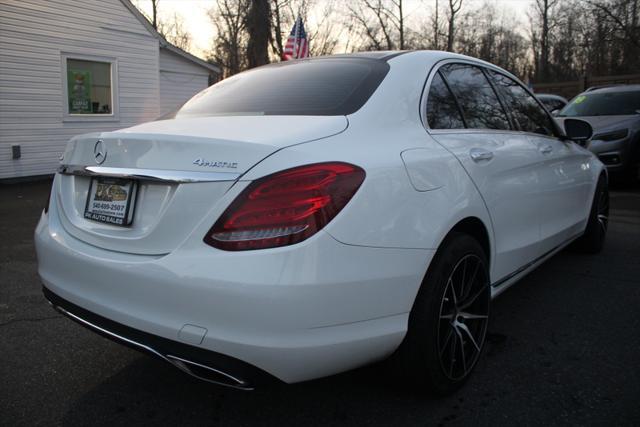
84, 177, 137, 226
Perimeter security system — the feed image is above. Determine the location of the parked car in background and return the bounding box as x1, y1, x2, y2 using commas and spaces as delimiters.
556, 85, 640, 181
536, 93, 568, 114
36, 51, 607, 396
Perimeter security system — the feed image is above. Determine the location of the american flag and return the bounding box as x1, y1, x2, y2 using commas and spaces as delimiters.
282, 16, 309, 61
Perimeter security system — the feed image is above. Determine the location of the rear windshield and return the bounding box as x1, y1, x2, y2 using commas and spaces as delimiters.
559, 90, 640, 117
175, 58, 389, 118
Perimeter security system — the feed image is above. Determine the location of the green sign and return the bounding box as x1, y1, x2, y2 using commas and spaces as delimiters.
68, 69, 92, 113
574, 95, 587, 104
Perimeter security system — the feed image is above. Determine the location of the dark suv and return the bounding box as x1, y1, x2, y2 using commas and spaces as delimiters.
557, 85, 640, 181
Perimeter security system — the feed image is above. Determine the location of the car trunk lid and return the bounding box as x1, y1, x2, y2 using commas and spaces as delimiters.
54, 115, 348, 255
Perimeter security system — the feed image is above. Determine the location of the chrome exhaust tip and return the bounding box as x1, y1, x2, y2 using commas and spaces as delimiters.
166, 355, 254, 390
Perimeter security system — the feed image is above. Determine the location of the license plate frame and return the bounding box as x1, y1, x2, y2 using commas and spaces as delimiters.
84, 177, 138, 226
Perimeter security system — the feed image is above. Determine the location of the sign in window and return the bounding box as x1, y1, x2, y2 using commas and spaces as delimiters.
67, 59, 112, 115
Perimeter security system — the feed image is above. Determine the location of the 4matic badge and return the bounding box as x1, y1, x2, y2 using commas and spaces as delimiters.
193, 158, 238, 169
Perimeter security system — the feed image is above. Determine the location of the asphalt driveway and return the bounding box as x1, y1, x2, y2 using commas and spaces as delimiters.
1, 179, 639, 426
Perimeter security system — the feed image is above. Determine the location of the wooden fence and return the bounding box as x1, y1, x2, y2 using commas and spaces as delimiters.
531, 73, 640, 100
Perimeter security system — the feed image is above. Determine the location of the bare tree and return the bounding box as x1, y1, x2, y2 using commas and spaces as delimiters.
131, 0, 160, 30
347, 1, 387, 50
529, 0, 560, 81
158, 13, 192, 51
308, 0, 343, 56
587, 0, 639, 75
434, 0, 441, 49
208, 0, 250, 77
588, 0, 640, 47
197, 0, 640, 83
446, 0, 463, 51
363, 0, 393, 49
394, 0, 405, 49
151, 0, 159, 29
348, 0, 407, 50
456, 2, 530, 76
421, 0, 446, 50
246, 0, 271, 67
271, 0, 287, 58
270, 0, 312, 58
132, 1, 193, 52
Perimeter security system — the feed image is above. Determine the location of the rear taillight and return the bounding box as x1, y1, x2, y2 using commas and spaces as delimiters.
204, 162, 365, 251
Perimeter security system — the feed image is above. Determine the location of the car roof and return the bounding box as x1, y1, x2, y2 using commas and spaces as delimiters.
536, 94, 568, 102
313, 50, 512, 70
584, 84, 640, 94
322, 51, 408, 61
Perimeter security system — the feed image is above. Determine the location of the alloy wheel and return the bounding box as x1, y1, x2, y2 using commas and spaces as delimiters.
437, 254, 490, 381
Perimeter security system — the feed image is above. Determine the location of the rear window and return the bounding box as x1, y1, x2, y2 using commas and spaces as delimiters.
559, 90, 640, 117
175, 58, 389, 118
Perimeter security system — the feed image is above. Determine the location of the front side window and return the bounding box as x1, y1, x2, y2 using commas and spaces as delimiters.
66, 58, 112, 115
426, 71, 466, 129
490, 71, 554, 136
440, 64, 511, 130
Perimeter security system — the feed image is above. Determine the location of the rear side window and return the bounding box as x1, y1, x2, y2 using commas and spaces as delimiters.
440, 64, 511, 130
175, 58, 389, 117
426, 72, 466, 129
490, 71, 555, 136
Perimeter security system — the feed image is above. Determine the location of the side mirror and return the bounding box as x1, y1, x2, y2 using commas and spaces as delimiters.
564, 118, 593, 142
551, 109, 560, 116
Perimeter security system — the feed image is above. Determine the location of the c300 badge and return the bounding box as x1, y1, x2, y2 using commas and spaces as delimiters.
193, 158, 238, 169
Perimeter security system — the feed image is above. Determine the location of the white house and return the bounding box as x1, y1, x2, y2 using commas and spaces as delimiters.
0, 0, 220, 180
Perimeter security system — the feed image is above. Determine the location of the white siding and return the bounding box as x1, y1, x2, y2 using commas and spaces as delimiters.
0, 0, 160, 179
159, 48, 209, 115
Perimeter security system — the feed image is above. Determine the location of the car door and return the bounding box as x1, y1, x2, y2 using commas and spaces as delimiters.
489, 71, 591, 251
425, 63, 546, 281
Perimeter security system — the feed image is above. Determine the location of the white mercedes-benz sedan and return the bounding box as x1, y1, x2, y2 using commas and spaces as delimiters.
35, 51, 608, 394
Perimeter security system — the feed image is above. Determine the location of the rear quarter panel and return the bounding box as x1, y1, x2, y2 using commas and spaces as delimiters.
241, 123, 492, 251
240, 52, 496, 278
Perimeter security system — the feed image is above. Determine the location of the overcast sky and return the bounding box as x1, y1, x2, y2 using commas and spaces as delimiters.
133, 0, 534, 58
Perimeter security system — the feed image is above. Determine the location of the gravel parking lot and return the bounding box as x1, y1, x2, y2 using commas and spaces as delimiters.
1, 179, 639, 426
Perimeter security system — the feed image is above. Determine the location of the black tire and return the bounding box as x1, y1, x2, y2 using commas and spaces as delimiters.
571, 176, 609, 254
391, 232, 490, 395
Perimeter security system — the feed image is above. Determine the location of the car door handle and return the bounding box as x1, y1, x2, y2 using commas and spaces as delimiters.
539, 144, 554, 154
470, 148, 494, 162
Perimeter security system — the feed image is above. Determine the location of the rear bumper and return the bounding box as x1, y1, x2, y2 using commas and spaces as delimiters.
35, 204, 432, 384
43, 286, 275, 389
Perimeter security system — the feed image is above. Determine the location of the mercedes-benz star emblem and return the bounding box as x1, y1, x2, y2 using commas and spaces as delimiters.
94, 140, 107, 165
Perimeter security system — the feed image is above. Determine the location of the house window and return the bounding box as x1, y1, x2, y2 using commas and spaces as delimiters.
62, 54, 118, 121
